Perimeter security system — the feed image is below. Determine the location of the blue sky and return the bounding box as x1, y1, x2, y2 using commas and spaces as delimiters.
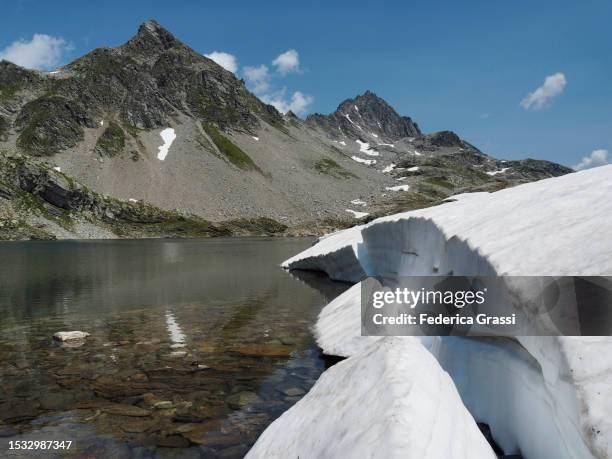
1, 0, 610, 168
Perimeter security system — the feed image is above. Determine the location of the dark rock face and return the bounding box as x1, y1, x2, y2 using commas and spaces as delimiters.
0, 61, 42, 97
15, 96, 95, 155
409, 131, 483, 155
420, 131, 463, 148
1, 20, 284, 156
306, 90, 421, 141
0, 115, 8, 141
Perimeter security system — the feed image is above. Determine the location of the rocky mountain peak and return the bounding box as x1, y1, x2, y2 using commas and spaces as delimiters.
123, 20, 184, 58
1, 20, 287, 156
306, 90, 421, 142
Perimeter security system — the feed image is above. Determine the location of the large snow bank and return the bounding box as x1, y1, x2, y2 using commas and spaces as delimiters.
313, 285, 597, 458
282, 165, 612, 458
247, 338, 496, 459
157, 128, 176, 160
285, 166, 612, 279
281, 224, 368, 283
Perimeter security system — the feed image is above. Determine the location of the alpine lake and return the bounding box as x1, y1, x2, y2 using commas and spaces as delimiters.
0, 238, 347, 458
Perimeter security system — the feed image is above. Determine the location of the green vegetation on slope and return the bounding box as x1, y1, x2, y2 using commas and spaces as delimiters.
313, 158, 357, 179
203, 123, 260, 171
0, 82, 21, 103
95, 121, 126, 156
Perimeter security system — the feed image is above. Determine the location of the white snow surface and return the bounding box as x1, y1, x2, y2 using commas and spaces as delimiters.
282, 166, 612, 459
385, 184, 410, 191
313, 283, 596, 458
284, 166, 612, 280
356, 139, 379, 156
53, 166, 61, 172
486, 167, 510, 176
247, 338, 496, 459
351, 156, 376, 165
350, 199, 367, 206
407, 166, 420, 172
157, 128, 176, 161
344, 114, 363, 131
252, 136, 259, 141
382, 164, 396, 173
345, 209, 369, 219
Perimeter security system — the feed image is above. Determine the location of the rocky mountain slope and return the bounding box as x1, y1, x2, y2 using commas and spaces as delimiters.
0, 20, 573, 239
0, 152, 286, 240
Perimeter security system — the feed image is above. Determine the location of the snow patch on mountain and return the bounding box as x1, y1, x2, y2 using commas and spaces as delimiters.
385, 184, 410, 191
344, 114, 363, 131
351, 156, 376, 165
356, 139, 379, 156
345, 209, 369, 219
157, 128, 176, 161
486, 167, 510, 176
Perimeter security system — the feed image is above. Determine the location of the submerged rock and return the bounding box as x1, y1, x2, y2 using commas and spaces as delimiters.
281, 387, 305, 397
53, 331, 90, 341
101, 403, 151, 417
230, 344, 293, 357
226, 391, 261, 409
153, 401, 173, 410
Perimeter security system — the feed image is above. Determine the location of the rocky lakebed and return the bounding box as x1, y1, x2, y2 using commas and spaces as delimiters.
0, 238, 347, 458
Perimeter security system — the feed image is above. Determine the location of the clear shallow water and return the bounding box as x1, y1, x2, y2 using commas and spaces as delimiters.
0, 238, 347, 458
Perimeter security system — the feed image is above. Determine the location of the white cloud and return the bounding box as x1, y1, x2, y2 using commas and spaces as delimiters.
204, 51, 237, 73
243, 49, 312, 116
243, 64, 271, 93
261, 89, 313, 116
573, 149, 609, 171
520, 72, 566, 110
0, 34, 72, 70
272, 49, 300, 75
